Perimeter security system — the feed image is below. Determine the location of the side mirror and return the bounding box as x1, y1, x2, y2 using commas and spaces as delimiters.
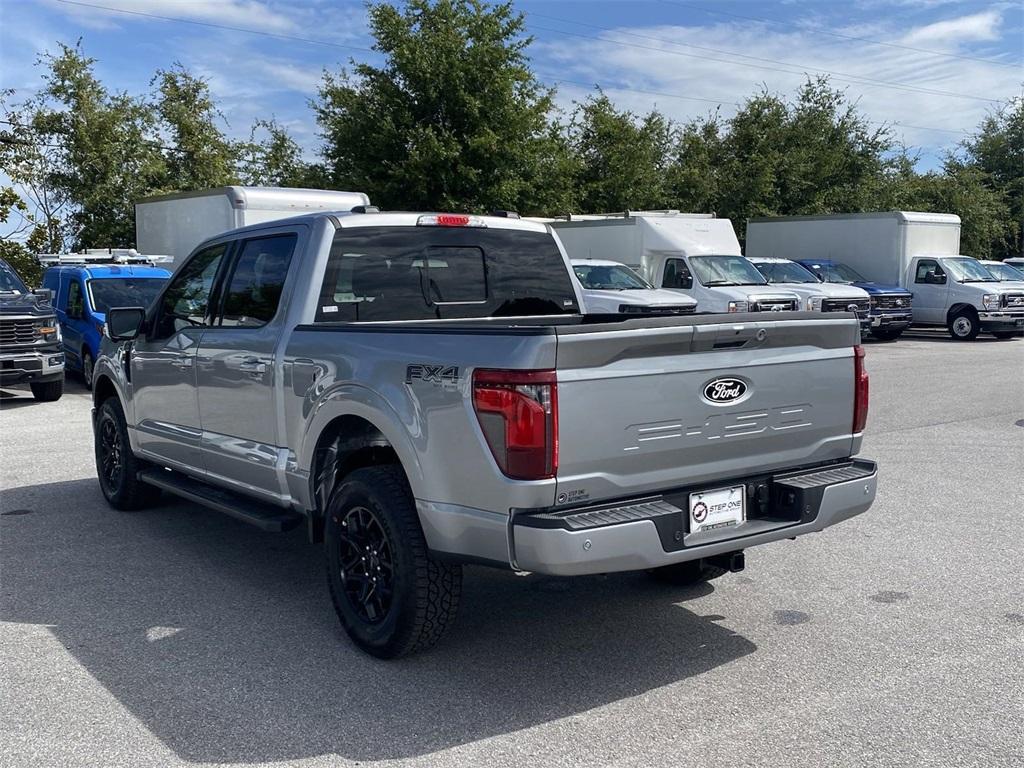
33, 288, 54, 302
106, 306, 146, 341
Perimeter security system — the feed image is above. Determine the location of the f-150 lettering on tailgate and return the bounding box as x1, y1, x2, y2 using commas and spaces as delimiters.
623, 404, 813, 451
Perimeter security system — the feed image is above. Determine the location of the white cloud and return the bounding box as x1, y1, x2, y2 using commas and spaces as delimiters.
532, 16, 1021, 164
44, 0, 297, 33
901, 10, 1002, 47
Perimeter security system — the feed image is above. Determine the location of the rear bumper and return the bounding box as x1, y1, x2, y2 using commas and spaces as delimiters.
511, 459, 877, 576
0, 350, 65, 385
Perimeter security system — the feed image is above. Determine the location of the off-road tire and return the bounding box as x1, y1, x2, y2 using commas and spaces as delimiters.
95, 397, 160, 510
948, 309, 980, 341
870, 328, 904, 342
650, 559, 728, 586
30, 379, 64, 401
325, 465, 462, 658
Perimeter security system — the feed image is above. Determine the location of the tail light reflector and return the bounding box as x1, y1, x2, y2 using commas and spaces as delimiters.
853, 345, 869, 433
472, 369, 557, 480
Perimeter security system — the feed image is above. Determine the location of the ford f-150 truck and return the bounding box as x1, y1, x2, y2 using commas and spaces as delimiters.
91, 210, 877, 658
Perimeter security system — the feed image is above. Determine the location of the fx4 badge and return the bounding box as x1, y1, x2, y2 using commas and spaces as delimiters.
406, 364, 460, 387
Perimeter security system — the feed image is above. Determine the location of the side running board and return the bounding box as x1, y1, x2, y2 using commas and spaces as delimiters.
137, 468, 303, 532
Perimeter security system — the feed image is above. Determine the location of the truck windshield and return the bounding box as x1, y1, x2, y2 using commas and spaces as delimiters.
752, 261, 820, 284
808, 262, 866, 283
689, 255, 767, 286
0, 262, 28, 293
942, 257, 998, 283
88, 278, 167, 315
573, 264, 652, 290
984, 262, 1024, 281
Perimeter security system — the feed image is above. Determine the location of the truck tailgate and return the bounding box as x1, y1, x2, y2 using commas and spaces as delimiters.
553, 314, 861, 503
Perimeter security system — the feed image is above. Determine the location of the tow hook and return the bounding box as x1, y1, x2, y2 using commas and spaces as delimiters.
708, 550, 745, 573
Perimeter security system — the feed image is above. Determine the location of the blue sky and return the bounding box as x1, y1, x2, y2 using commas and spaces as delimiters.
1, 0, 1022, 171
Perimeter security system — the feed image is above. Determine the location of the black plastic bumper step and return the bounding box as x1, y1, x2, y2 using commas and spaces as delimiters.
137, 468, 303, 532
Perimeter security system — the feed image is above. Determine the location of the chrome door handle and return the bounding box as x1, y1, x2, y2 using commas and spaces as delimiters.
239, 358, 267, 374
171, 357, 193, 369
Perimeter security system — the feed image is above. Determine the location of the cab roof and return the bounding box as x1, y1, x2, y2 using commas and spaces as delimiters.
46, 264, 171, 279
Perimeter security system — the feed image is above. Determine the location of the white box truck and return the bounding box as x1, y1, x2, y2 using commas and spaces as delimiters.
746, 212, 1024, 340
545, 212, 800, 314
135, 186, 370, 267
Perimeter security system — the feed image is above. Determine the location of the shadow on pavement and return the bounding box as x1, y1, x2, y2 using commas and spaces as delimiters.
1, 478, 756, 763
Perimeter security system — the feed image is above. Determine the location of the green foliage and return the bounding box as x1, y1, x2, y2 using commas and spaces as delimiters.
568, 91, 674, 212
314, 0, 569, 213
671, 79, 898, 241
239, 119, 318, 188
152, 63, 238, 191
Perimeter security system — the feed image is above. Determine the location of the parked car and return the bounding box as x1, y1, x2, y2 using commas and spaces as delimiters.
0, 257, 65, 401
92, 210, 877, 658
747, 212, 1024, 340
746, 257, 871, 334
794, 259, 913, 341
546, 211, 801, 313
570, 258, 697, 315
42, 253, 170, 388
980, 260, 1024, 287
1003, 257, 1024, 271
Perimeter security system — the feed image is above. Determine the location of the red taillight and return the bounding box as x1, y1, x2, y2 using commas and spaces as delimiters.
472, 369, 558, 480
417, 213, 486, 228
437, 214, 470, 227
853, 345, 869, 433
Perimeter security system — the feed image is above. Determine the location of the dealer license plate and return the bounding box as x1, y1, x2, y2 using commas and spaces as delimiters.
689, 485, 745, 534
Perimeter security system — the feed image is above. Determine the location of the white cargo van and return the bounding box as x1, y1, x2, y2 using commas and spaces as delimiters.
135, 186, 370, 266
746, 212, 1024, 340
546, 212, 799, 313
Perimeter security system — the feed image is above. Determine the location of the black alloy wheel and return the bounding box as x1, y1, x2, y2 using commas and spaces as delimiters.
335, 505, 395, 624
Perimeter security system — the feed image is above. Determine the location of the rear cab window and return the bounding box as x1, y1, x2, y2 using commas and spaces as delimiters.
316, 226, 579, 322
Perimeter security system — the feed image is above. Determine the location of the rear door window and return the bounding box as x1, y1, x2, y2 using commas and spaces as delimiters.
316, 226, 578, 322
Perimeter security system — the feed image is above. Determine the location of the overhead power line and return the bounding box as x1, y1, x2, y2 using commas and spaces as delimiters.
55, 0, 376, 55
526, 20, 1002, 104
46, 0, 977, 142
657, 0, 1023, 70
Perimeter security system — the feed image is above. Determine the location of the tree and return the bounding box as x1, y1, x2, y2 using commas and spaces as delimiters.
668, 78, 897, 241
314, 0, 570, 213
151, 64, 238, 192
568, 91, 674, 212
239, 119, 319, 188
959, 98, 1023, 259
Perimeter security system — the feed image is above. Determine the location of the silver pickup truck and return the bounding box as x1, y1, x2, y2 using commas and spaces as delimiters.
92, 211, 877, 658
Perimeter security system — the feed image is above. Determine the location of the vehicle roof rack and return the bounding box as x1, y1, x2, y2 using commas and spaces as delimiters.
37, 248, 174, 266
490, 210, 520, 219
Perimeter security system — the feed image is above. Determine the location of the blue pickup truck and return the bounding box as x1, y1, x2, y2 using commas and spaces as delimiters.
795, 259, 914, 341
42, 261, 169, 388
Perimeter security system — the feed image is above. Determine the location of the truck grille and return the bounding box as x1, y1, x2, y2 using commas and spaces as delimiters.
0, 318, 37, 347
750, 298, 796, 312
619, 304, 696, 316
871, 294, 912, 310
822, 298, 871, 314
1002, 293, 1024, 309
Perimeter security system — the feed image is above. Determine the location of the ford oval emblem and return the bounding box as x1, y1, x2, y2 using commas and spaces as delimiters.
703, 377, 748, 404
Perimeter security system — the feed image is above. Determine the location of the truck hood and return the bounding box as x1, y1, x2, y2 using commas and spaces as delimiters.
851, 281, 910, 296
581, 287, 698, 312
0, 292, 55, 318
700, 285, 801, 303
766, 282, 870, 302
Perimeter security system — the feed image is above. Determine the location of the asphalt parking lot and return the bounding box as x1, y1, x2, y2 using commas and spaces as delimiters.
2, 333, 1022, 768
